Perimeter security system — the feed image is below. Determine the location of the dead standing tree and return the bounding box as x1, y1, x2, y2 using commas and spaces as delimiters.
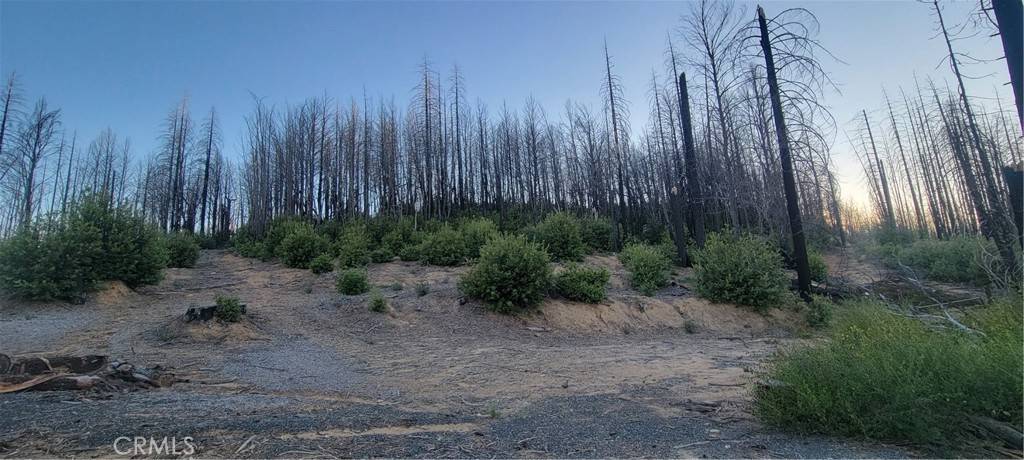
988, 0, 1023, 129
933, 0, 1021, 275
752, 5, 833, 300
13, 99, 61, 227
676, 72, 707, 250
603, 41, 630, 249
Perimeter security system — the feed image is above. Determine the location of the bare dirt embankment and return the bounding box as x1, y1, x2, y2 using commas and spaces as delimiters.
0, 250, 907, 458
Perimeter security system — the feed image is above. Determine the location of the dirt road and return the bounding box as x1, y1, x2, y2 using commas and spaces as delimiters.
0, 251, 907, 458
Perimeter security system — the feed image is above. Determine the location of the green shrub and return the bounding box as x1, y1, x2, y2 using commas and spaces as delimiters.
231, 225, 270, 260
618, 244, 671, 296
553, 264, 609, 303
692, 233, 787, 311
874, 226, 916, 246
309, 254, 334, 274
460, 234, 551, 313
0, 194, 172, 301
314, 220, 346, 241
369, 291, 388, 313
277, 225, 328, 269
755, 299, 1022, 450
165, 233, 201, 268
654, 231, 679, 265
370, 247, 394, 263
214, 295, 244, 322
0, 222, 102, 301
460, 217, 498, 259
380, 218, 419, 253
420, 226, 466, 266
264, 217, 307, 256
76, 195, 168, 288
533, 212, 585, 261
398, 244, 421, 262
580, 217, 614, 252
889, 237, 994, 285
334, 226, 371, 268
808, 251, 828, 283
336, 268, 370, 295
415, 282, 429, 297
804, 295, 832, 328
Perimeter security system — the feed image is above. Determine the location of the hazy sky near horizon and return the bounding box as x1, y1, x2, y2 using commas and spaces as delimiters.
0, 0, 1015, 209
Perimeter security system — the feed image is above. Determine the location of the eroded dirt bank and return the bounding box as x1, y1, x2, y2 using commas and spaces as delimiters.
0, 250, 907, 458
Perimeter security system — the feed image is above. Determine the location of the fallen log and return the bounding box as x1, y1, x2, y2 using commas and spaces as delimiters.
0, 374, 64, 394
970, 416, 1024, 450
0, 354, 177, 393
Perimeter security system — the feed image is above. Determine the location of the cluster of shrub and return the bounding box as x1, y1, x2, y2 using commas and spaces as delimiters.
233, 211, 829, 319
0, 193, 203, 301
868, 227, 1000, 287
291, 213, 617, 312
232, 211, 618, 271
1, 197, 832, 318
756, 297, 1021, 453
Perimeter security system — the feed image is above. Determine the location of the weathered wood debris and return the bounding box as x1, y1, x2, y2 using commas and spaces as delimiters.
0, 353, 178, 393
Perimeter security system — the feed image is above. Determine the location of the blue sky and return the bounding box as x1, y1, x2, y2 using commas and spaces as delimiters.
0, 1, 1014, 208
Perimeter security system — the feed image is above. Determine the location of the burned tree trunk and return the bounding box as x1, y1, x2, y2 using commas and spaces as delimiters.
992, 0, 1023, 129
863, 110, 896, 229
757, 5, 811, 301
677, 72, 706, 248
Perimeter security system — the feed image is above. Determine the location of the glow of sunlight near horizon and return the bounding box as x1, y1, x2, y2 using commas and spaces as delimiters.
0, 1, 1016, 214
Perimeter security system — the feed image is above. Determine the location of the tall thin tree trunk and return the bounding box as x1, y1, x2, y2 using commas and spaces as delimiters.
677, 72, 706, 248
758, 5, 811, 300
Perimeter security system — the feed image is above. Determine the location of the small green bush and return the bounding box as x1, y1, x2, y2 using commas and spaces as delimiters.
0, 194, 168, 300
420, 226, 466, 266
654, 231, 679, 265
0, 223, 102, 301
755, 299, 1022, 450
804, 295, 832, 328
579, 217, 614, 252
874, 226, 916, 246
618, 243, 671, 296
553, 264, 609, 303
460, 217, 498, 259
890, 237, 994, 286
692, 233, 787, 311
808, 251, 828, 283
277, 225, 328, 269
309, 254, 334, 274
398, 244, 421, 262
460, 234, 551, 313
264, 217, 308, 256
334, 226, 371, 268
533, 212, 585, 261
315, 220, 346, 241
214, 295, 244, 322
75, 195, 168, 288
231, 226, 270, 260
370, 247, 394, 263
165, 232, 201, 268
369, 291, 388, 313
415, 282, 429, 297
336, 268, 370, 295
380, 218, 420, 253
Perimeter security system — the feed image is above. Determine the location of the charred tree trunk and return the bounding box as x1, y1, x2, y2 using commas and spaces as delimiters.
677, 72, 706, 248
993, 0, 1023, 129
863, 110, 896, 229
758, 5, 811, 301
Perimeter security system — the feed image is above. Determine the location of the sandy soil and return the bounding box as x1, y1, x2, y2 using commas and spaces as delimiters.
0, 250, 909, 458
